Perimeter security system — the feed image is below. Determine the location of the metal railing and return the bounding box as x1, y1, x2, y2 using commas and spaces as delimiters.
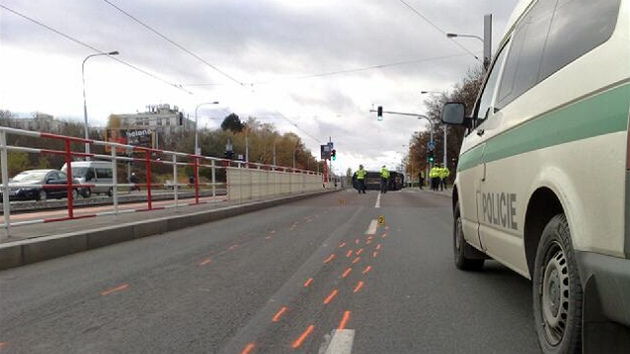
0, 127, 329, 239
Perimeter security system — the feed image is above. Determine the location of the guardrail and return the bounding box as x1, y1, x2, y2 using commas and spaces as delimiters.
0, 127, 329, 240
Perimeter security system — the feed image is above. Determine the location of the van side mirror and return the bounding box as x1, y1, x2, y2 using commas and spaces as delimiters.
442, 102, 474, 129
441, 102, 467, 125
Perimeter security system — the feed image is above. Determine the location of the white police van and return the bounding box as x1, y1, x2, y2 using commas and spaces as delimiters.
441, 0, 629, 352
61, 161, 114, 198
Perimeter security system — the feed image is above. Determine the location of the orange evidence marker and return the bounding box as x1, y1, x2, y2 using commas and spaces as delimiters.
338, 311, 351, 330
324, 289, 339, 304
353, 281, 364, 293
100, 283, 130, 296
342, 268, 352, 278
292, 325, 315, 349
323, 254, 336, 263
198, 258, 212, 266
272, 306, 289, 322
241, 343, 255, 354
304, 277, 314, 287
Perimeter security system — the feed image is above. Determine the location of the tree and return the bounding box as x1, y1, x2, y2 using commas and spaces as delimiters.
221, 113, 245, 133
7, 151, 29, 176
406, 65, 484, 180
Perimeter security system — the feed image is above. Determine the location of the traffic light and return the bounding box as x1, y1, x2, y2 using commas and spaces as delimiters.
427, 150, 435, 163
377, 106, 383, 121
331, 149, 336, 160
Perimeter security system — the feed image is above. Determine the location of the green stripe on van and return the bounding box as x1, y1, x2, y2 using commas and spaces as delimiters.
457, 83, 630, 172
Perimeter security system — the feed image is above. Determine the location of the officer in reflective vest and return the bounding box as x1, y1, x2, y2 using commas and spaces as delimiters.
429, 165, 440, 191
356, 165, 367, 194
438, 164, 450, 191
380, 165, 390, 194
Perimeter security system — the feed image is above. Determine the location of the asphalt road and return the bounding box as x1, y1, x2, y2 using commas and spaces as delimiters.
0, 188, 539, 354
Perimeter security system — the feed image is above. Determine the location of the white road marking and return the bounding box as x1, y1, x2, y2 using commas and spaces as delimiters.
321, 329, 355, 354
375, 192, 381, 208
366, 219, 378, 235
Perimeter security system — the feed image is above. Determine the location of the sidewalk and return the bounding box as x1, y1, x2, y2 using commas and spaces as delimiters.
0, 190, 337, 271
413, 186, 452, 198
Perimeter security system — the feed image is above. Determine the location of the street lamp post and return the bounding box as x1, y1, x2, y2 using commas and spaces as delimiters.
194, 101, 219, 155
420, 91, 448, 169
446, 14, 492, 68
82, 50, 119, 158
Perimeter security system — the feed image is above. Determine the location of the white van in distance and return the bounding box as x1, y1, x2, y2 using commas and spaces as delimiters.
441, 0, 629, 353
61, 161, 114, 198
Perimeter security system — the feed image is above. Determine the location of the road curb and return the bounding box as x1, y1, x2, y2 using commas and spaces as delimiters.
0, 190, 339, 271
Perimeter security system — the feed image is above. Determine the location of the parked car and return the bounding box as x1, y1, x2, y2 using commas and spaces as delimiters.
1, 169, 80, 202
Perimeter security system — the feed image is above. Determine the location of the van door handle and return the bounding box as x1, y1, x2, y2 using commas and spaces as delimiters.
477, 129, 485, 136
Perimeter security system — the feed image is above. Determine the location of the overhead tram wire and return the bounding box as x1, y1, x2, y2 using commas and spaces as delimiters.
1, 3, 323, 147
102, 1, 326, 146
0, 4, 193, 94
103, 0, 244, 87
239, 52, 471, 87
397, 0, 482, 62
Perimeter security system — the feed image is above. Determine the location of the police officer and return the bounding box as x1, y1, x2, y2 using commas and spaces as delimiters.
439, 164, 450, 191
380, 165, 390, 194
429, 165, 440, 191
356, 164, 367, 194
418, 171, 425, 190
130, 172, 140, 192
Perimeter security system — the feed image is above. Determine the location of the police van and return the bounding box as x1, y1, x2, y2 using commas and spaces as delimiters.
61, 161, 114, 198
441, 0, 629, 352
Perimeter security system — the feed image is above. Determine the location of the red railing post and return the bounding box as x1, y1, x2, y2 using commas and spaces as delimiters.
145, 150, 152, 210
65, 138, 74, 218
194, 156, 199, 204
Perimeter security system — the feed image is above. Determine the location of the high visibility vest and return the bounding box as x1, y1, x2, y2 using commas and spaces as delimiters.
381, 168, 390, 179
356, 169, 367, 179
439, 167, 450, 179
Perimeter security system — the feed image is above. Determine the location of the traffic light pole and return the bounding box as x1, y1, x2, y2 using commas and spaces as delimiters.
370, 109, 434, 152
372, 108, 449, 187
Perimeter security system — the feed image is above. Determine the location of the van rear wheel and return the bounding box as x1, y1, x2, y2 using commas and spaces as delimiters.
533, 214, 582, 354
81, 188, 92, 198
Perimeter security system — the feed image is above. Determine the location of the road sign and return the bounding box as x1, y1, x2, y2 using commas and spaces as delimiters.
428, 141, 435, 150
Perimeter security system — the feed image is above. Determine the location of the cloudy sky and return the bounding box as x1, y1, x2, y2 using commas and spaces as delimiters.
0, 0, 520, 173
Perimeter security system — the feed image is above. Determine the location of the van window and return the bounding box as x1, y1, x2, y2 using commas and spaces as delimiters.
95, 168, 112, 179
473, 41, 510, 126
540, 0, 620, 80
496, 0, 620, 109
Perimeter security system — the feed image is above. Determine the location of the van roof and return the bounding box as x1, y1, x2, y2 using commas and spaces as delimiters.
61, 161, 113, 169
67, 161, 111, 165
502, 0, 536, 45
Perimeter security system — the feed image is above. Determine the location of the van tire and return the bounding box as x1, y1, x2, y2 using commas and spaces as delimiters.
81, 188, 92, 198
453, 201, 485, 271
533, 214, 582, 354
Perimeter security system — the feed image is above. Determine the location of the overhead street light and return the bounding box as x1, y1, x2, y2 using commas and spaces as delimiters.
194, 101, 220, 155
446, 33, 483, 42
82, 50, 119, 158
447, 14, 492, 68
